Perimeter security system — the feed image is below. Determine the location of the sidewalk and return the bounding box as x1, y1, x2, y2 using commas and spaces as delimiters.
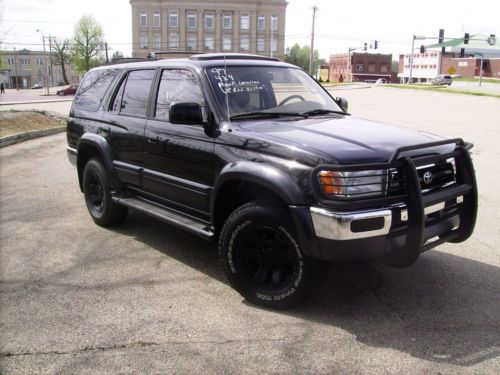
0, 88, 74, 105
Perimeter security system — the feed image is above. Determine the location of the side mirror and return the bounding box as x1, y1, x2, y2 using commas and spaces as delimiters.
335, 97, 349, 112
169, 102, 203, 125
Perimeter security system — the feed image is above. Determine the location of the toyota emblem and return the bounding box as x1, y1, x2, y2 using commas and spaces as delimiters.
423, 171, 433, 184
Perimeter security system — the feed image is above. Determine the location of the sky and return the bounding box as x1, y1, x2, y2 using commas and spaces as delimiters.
1, 0, 499, 60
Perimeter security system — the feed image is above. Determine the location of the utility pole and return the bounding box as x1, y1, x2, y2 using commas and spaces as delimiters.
48, 35, 54, 88
36, 29, 50, 95
309, 5, 317, 76
105, 43, 109, 64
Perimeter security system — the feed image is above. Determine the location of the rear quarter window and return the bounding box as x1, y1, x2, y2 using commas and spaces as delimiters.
75, 69, 121, 112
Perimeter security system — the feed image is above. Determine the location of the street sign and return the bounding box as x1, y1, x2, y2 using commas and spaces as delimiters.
447, 66, 456, 75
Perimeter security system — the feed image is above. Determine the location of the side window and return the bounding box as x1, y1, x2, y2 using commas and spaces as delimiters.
113, 69, 155, 117
75, 69, 120, 111
155, 69, 204, 121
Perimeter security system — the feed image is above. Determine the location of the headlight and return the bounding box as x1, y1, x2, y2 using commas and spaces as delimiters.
317, 169, 387, 199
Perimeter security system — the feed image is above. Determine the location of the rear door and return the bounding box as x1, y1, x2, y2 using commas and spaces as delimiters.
143, 68, 215, 221
102, 69, 157, 189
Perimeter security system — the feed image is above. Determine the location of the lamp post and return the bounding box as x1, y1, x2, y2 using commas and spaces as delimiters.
36, 29, 50, 95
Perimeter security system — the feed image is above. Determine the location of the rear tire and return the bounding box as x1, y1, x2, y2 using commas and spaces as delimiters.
219, 202, 318, 309
82, 157, 128, 227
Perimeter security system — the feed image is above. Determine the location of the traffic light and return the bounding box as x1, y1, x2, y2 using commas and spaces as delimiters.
364, 42, 367, 51
420, 45, 425, 53
460, 48, 465, 58
464, 33, 469, 44
439, 29, 445, 43
374, 40, 378, 49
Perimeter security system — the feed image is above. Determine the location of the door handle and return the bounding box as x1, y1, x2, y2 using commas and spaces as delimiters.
148, 136, 160, 144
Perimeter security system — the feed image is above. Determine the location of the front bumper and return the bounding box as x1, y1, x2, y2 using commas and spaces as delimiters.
289, 139, 477, 267
67, 145, 77, 167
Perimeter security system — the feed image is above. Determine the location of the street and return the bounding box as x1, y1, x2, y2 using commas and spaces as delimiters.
0, 87, 499, 374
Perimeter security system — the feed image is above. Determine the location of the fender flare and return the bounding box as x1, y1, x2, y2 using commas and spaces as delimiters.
211, 160, 307, 217
77, 134, 121, 190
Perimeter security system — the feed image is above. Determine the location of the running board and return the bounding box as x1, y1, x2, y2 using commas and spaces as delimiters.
112, 196, 214, 239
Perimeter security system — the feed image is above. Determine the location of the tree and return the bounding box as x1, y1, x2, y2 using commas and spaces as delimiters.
111, 50, 124, 62
391, 60, 399, 73
71, 15, 105, 74
51, 38, 71, 85
285, 43, 320, 76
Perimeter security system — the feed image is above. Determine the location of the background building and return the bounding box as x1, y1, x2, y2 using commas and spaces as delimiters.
329, 53, 393, 83
398, 34, 500, 82
130, 0, 287, 60
0, 49, 79, 89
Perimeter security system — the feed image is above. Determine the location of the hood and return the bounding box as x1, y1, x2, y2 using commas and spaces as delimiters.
235, 115, 450, 164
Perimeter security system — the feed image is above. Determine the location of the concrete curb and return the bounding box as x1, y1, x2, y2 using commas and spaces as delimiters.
0, 98, 74, 106
0, 126, 66, 148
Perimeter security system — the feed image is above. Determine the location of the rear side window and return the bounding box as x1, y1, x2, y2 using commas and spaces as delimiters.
155, 69, 204, 121
113, 69, 155, 117
75, 69, 120, 111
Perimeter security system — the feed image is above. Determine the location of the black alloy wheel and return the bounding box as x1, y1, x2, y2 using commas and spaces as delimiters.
82, 157, 128, 226
219, 202, 318, 309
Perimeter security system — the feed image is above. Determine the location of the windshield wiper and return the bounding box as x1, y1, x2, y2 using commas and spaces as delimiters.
300, 109, 347, 116
230, 111, 308, 120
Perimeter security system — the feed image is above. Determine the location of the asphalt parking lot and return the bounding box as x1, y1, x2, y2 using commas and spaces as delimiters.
0, 87, 499, 374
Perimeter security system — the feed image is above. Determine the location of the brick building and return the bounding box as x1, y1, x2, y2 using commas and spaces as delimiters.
0, 49, 79, 89
130, 0, 287, 60
329, 53, 393, 83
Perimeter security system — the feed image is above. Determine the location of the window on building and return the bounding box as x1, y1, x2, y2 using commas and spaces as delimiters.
153, 10, 160, 28
368, 63, 376, 72
241, 14, 250, 30
205, 36, 214, 50
75, 69, 121, 112
205, 13, 214, 29
356, 63, 363, 72
240, 37, 250, 51
155, 69, 204, 121
114, 70, 155, 117
169, 11, 178, 28
7, 57, 15, 64
140, 10, 147, 27
169, 33, 178, 49
36, 58, 43, 65
258, 15, 265, 31
223, 14, 232, 29
271, 38, 277, 52
187, 12, 197, 29
223, 35, 232, 51
271, 16, 278, 31
187, 35, 197, 50
140, 34, 148, 49
380, 65, 388, 73
257, 38, 265, 52
153, 35, 161, 50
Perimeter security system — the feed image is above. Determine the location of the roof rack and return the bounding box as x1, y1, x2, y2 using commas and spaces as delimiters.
189, 53, 280, 62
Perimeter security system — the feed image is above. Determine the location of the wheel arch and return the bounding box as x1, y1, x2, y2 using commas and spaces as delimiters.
211, 161, 307, 234
76, 134, 120, 191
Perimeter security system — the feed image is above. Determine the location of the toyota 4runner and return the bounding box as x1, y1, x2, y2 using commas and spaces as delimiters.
67, 54, 477, 309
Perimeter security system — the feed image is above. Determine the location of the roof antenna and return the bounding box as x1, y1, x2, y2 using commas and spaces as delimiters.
224, 53, 230, 127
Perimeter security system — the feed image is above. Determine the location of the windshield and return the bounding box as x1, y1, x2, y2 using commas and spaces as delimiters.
206, 66, 343, 119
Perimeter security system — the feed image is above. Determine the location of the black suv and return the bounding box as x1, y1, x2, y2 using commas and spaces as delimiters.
67, 54, 477, 309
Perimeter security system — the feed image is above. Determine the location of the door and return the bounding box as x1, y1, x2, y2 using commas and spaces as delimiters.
143, 69, 215, 220
102, 69, 156, 189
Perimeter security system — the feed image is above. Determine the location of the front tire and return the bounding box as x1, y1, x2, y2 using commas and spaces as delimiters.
219, 202, 317, 309
82, 157, 128, 227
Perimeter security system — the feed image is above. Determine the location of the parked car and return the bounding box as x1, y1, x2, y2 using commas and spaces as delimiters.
66, 54, 477, 309
375, 78, 389, 84
431, 74, 452, 85
56, 84, 78, 96
31, 83, 43, 89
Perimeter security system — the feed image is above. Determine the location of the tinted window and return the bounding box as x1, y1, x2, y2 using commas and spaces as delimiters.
118, 70, 155, 117
155, 69, 204, 121
75, 69, 120, 111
